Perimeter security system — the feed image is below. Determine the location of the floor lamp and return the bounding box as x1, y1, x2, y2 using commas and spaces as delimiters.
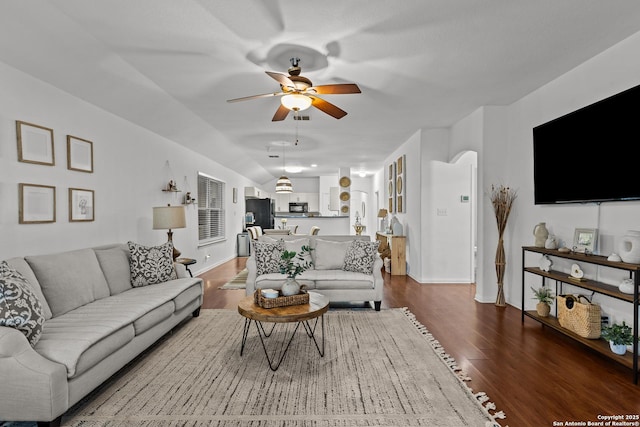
153, 204, 186, 260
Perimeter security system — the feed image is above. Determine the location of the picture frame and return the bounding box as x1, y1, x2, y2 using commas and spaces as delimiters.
396, 155, 405, 213
573, 228, 598, 253
19, 183, 56, 224
16, 121, 55, 166
69, 188, 95, 222
67, 135, 94, 173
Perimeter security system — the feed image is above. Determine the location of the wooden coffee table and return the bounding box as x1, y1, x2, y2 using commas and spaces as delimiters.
238, 291, 329, 371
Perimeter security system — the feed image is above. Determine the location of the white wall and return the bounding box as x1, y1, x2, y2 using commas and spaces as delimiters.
472, 30, 640, 324
0, 61, 258, 274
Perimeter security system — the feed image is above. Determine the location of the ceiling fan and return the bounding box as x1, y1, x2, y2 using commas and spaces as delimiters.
227, 57, 361, 121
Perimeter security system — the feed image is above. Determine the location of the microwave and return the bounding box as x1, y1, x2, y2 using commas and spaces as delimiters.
289, 202, 308, 213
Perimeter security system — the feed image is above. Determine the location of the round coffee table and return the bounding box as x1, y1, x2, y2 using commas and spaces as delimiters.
238, 291, 329, 371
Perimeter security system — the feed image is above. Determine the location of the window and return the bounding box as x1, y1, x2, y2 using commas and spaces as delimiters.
198, 172, 225, 245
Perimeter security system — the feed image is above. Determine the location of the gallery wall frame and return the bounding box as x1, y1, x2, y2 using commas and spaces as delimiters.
16, 120, 55, 166
69, 188, 95, 222
396, 154, 405, 213
19, 183, 56, 224
388, 162, 395, 213
67, 135, 94, 173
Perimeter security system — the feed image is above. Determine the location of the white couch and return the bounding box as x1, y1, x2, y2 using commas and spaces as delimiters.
245, 235, 383, 310
0, 242, 203, 426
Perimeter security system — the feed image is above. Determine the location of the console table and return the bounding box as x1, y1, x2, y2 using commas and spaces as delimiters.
521, 246, 639, 383
376, 232, 406, 276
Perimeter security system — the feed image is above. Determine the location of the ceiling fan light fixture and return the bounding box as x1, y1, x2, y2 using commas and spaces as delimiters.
281, 94, 312, 111
275, 176, 293, 193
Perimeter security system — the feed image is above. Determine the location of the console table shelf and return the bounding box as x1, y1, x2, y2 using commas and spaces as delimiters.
521, 246, 640, 384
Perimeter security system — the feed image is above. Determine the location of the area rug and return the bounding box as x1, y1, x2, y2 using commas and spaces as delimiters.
219, 268, 248, 289
60, 308, 505, 426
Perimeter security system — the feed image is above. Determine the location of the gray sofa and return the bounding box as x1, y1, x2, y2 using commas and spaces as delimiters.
246, 235, 383, 310
0, 243, 203, 426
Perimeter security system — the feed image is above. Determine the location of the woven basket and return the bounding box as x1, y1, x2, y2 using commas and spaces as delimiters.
557, 294, 601, 339
254, 289, 309, 309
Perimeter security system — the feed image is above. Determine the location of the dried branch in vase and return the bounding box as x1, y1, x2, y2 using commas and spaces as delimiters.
489, 184, 518, 307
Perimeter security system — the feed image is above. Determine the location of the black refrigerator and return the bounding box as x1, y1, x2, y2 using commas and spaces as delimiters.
245, 198, 274, 230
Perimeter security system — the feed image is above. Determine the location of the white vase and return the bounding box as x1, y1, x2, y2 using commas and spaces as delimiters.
281, 278, 301, 296
609, 341, 627, 355
533, 222, 548, 247
619, 230, 640, 264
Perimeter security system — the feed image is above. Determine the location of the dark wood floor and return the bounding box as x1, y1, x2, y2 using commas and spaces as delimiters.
200, 257, 640, 427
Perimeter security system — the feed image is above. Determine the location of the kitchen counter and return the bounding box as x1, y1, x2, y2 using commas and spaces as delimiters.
274, 215, 351, 235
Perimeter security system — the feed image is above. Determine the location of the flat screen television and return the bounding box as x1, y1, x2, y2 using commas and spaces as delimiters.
533, 83, 640, 204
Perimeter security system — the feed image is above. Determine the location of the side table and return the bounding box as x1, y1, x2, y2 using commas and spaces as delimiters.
176, 258, 196, 277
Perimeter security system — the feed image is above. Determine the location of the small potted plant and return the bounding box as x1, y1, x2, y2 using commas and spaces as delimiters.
531, 286, 554, 317
279, 245, 313, 296
601, 321, 633, 355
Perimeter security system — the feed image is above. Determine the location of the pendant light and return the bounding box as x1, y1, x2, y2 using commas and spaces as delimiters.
275, 142, 293, 193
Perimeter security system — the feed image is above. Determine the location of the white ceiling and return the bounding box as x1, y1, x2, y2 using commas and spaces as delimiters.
2, 1, 640, 184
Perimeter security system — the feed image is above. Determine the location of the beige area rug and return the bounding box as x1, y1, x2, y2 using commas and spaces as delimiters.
62, 309, 505, 426
219, 269, 248, 289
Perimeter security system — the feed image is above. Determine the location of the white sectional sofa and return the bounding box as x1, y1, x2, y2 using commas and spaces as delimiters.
245, 235, 383, 310
0, 242, 203, 426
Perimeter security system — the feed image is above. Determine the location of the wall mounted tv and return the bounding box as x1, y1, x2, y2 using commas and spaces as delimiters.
533, 83, 640, 204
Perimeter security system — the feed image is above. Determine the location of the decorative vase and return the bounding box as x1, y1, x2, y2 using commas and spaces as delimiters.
619, 278, 635, 294
281, 277, 301, 296
609, 341, 627, 355
391, 217, 403, 236
544, 235, 557, 249
533, 222, 549, 247
619, 230, 640, 263
536, 302, 551, 317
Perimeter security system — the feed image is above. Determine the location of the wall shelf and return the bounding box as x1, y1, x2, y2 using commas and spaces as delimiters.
522, 246, 639, 383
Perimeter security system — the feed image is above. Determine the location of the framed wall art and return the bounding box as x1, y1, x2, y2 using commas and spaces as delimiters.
396, 154, 405, 213
67, 135, 94, 173
69, 188, 95, 222
16, 121, 55, 166
573, 228, 598, 253
388, 162, 395, 213
19, 183, 56, 224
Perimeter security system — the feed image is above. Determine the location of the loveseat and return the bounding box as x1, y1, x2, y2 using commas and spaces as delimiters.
0, 242, 203, 426
245, 235, 383, 310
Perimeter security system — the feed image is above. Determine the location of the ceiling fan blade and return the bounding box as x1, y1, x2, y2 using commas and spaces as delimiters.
309, 96, 348, 119
308, 83, 361, 95
266, 71, 295, 89
227, 92, 284, 103
272, 104, 290, 121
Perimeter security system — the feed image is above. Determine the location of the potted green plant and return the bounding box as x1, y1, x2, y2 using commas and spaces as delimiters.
279, 245, 313, 296
601, 321, 633, 355
531, 286, 554, 317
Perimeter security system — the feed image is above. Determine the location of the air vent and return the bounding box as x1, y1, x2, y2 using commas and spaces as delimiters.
293, 115, 310, 121
268, 155, 279, 158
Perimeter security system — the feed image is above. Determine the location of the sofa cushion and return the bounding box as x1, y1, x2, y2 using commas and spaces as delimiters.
94, 245, 133, 295
314, 239, 351, 270
254, 273, 315, 290
26, 249, 111, 317
0, 261, 45, 346
133, 301, 174, 335
4, 257, 53, 320
253, 240, 284, 275
343, 240, 380, 274
128, 241, 177, 287
312, 270, 376, 290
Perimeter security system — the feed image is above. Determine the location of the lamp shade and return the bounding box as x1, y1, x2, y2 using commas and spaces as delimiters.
377, 208, 388, 218
281, 94, 312, 111
153, 205, 186, 230
275, 175, 293, 193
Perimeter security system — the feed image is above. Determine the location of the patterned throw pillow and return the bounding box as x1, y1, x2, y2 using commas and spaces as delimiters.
0, 261, 45, 346
343, 240, 380, 274
128, 241, 177, 287
253, 240, 284, 275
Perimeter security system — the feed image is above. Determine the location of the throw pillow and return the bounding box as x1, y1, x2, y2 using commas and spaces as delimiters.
314, 239, 351, 270
283, 238, 313, 270
343, 240, 380, 274
128, 241, 177, 287
0, 261, 45, 346
253, 240, 284, 275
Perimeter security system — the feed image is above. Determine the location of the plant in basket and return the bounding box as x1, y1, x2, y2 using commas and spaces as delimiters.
280, 245, 313, 296
601, 321, 633, 355
531, 286, 554, 317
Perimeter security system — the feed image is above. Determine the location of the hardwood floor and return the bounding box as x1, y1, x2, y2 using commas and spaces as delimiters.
200, 258, 640, 427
